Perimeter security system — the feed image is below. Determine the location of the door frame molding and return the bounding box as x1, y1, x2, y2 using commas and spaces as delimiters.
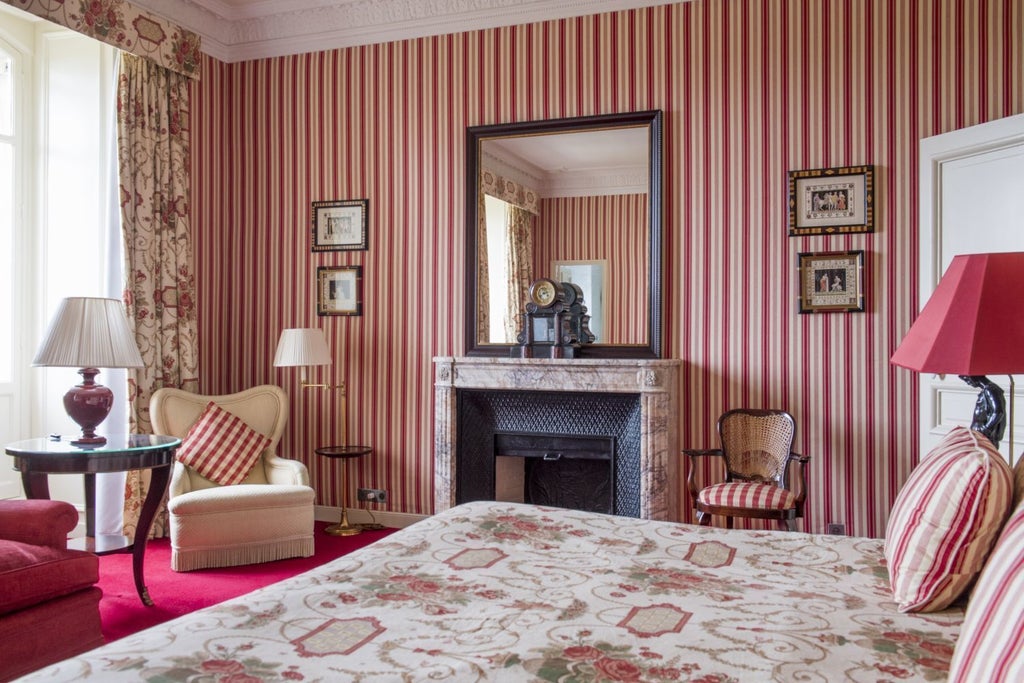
918, 113, 1024, 453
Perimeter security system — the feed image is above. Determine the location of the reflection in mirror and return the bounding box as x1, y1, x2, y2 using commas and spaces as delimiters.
553, 260, 607, 342
466, 111, 663, 359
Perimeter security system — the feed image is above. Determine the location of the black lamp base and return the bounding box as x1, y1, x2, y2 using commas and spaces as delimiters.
959, 374, 1007, 448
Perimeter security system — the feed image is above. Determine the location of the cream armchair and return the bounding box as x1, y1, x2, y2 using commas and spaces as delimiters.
151, 385, 315, 571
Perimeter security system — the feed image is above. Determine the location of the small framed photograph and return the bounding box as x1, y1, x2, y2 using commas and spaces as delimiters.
788, 165, 874, 236
797, 250, 865, 314
317, 266, 363, 316
312, 199, 368, 251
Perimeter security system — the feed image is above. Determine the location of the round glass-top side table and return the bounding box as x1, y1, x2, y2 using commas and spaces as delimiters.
5, 434, 182, 605
315, 445, 372, 536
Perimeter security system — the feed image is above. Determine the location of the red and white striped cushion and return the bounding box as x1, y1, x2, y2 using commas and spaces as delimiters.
175, 402, 271, 486
698, 481, 796, 510
884, 426, 1013, 613
947, 499, 1024, 682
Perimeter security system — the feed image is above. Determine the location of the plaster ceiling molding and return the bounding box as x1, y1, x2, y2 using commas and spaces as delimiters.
129, 0, 685, 63
481, 149, 547, 197
544, 165, 649, 197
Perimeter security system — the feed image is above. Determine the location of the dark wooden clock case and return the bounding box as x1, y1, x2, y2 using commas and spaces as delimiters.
515, 281, 595, 358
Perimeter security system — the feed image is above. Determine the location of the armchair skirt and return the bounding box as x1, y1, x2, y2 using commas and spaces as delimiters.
168, 484, 315, 572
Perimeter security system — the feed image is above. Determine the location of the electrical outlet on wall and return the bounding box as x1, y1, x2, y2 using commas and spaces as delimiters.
357, 488, 387, 504
826, 523, 846, 535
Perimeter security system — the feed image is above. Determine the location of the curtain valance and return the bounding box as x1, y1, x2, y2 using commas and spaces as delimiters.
480, 168, 540, 216
2, 0, 201, 79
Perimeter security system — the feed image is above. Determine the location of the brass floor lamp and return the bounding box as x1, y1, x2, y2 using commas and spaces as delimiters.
273, 328, 360, 535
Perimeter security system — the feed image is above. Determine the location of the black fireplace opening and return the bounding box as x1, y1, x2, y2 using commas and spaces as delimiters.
455, 389, 642, 517
494, 432, 615, 514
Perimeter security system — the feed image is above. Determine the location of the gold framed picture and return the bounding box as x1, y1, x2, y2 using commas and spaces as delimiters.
312, 199, 368, 251
788, 165, 874, 236
317, 266, 362, 316
797, 250, 865, 314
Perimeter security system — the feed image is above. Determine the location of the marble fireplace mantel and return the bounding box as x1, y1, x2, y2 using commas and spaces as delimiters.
433, 356, 681, 521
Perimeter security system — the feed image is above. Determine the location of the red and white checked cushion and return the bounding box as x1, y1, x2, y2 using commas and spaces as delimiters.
947, 499, 1024, 682
884, 426, 1013, 613
698, 481, 796, 510
175, 402, 271, 486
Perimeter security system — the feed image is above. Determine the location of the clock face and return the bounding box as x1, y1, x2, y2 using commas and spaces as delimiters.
530, 279, 558, 307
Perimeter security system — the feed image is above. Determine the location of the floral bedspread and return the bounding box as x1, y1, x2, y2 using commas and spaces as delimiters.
22, 501, 963, 682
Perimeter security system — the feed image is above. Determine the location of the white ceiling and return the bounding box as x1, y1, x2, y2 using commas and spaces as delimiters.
129, 0, 681, 63
483, 127, 650, 197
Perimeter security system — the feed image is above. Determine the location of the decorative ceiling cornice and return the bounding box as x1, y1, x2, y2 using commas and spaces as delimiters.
130, 0, 682, 63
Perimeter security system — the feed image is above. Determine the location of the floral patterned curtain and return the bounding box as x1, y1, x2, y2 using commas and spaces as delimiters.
480, 168, 540, 215
0, 0, 201, 79
504, 205, 534, 340
479, 169, 540, 343
477, 189, 490, 343
117, 53, 199, 538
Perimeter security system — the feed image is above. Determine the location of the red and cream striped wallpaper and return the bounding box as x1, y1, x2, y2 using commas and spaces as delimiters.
534, 193, 649, 344
190, 0, 1023, 536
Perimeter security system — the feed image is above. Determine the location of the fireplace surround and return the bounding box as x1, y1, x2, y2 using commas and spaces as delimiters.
434, 357, 680, 521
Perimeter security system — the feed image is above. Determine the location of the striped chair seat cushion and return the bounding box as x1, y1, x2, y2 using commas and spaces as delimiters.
697, 481, 795, 510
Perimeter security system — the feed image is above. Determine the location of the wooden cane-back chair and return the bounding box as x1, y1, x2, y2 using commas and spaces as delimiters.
685, 409, 810, 531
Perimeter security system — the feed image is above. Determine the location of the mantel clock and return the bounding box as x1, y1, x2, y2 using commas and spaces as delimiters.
515, 278, 595, 358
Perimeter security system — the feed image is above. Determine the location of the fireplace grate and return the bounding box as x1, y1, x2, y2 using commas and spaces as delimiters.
456, 389, 641, 517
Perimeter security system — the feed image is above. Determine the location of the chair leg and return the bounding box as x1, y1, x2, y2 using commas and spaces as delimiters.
725, 516, 733, 530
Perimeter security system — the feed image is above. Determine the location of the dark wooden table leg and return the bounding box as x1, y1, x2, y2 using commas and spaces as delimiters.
83, 473, 96, 537
131, 465, 171, 606
21, 470, 50, 499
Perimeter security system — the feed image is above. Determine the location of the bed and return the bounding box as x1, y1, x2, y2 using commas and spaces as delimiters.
19, 500, 967, 682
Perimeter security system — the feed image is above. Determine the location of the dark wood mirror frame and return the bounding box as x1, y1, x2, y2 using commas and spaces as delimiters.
464, 110, 664, 359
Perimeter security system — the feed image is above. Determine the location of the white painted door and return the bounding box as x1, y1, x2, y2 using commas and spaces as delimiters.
918, 113, 1024, 462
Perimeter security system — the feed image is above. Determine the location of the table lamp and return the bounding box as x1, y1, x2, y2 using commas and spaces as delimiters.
32, 297, 144, 446
891, 252, 1024, 461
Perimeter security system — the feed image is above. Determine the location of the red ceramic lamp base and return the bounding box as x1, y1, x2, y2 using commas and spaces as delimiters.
64, 367, 114, 446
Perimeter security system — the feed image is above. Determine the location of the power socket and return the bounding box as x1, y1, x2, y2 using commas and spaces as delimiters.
357, 488, 387, 504
826, 523, 846, 536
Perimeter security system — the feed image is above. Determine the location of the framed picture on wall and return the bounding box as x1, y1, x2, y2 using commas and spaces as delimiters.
788, 165, 874, 236
797, 250, 865, 314
317, 265, 363, 316
312, 199, 369, 251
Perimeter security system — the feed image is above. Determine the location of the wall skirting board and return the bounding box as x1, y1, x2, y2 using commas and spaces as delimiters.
315, 505, 426, 530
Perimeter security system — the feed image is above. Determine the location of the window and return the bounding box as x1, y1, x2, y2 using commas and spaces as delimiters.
485, 194, 513, 343
0, 11, 121, 505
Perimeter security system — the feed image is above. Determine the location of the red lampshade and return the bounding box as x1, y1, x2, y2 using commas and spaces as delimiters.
890, 252, 1024, 374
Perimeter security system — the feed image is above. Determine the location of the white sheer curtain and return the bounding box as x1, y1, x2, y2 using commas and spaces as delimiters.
95, 50, 126, 536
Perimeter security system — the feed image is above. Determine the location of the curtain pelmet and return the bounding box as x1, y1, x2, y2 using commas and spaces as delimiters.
1, 0, 201, 79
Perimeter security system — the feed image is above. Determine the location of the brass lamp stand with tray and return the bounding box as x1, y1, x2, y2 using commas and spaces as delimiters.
315, 445, 373, 536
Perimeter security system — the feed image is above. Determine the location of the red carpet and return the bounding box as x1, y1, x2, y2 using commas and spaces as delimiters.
97, 522, 395, 642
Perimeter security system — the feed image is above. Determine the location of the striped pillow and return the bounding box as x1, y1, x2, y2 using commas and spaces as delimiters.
175, 402, 271, 486
884, 426, 1013, 612
947, 499, 1024, 682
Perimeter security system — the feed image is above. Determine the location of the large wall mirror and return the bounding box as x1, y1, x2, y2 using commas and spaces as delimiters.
465, 110, 663, 358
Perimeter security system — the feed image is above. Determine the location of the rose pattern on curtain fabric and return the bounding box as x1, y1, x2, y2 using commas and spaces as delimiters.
117, 53, 199, 539
0, 0, 200, 79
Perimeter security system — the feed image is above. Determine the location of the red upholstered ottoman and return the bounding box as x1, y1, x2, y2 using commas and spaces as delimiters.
0, 499, 104, 681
